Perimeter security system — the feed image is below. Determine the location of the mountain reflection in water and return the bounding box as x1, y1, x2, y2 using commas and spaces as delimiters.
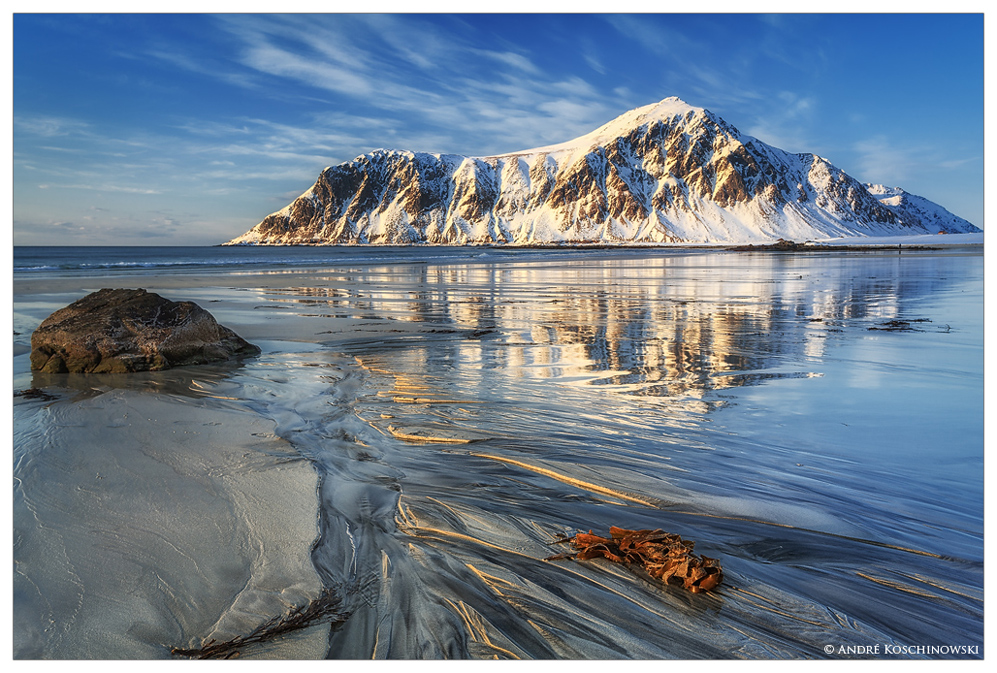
258, 251, 955, 402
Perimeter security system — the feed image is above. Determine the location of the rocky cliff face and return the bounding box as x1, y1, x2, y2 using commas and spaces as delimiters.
225, 97, 979, 246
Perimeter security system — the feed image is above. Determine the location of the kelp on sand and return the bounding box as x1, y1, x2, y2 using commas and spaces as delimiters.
547, 526, 724, 594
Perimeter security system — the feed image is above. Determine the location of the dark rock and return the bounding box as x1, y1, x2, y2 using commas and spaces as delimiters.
30, 288, 261, 373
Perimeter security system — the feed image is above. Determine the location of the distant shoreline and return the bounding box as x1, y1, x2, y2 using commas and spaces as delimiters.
14, 232, 983, 253
215, 231, 983, 250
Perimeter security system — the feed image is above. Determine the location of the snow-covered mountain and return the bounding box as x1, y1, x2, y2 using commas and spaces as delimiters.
225, 97, 979, 246
865, 184, 977, 235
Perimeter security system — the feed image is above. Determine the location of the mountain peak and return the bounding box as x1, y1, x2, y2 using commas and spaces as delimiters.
590, 96, 701, 136
620, 96, 700, 122
509, 97, 703, 159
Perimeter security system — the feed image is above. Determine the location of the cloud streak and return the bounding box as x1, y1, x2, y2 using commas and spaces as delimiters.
199, 15, 628, 156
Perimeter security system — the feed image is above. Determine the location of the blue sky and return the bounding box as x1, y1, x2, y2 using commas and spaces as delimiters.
11, 12, 985, 245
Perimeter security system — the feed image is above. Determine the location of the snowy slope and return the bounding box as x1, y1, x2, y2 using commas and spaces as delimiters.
225, 97, 980, 246
865, 184, 978, 235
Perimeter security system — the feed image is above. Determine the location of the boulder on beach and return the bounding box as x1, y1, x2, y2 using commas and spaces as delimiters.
30, 288, 261, 373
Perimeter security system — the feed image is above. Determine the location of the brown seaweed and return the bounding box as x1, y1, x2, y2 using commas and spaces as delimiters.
14, 388, 58, 401
868, 318, 932, 332
171, 588, 349, 659
547, 526, 723, 593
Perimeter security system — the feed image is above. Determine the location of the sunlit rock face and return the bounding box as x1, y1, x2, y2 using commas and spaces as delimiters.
226, 97, 979, 246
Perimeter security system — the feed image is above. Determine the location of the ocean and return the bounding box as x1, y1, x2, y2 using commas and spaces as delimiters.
11, 244, 984, 659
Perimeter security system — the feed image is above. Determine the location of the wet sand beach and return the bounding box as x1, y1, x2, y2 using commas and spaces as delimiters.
13, 391, 326, 659
11, 244, 984, 659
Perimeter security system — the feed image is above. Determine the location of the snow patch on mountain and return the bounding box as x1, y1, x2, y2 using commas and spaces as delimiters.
866, 184, 977, 235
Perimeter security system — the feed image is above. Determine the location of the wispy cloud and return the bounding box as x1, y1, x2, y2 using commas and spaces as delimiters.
192, 15, 622, 155
603, 14, 699, 61
584, 53, 606, 75
742, 92, 819, 153
14, 116, 91, 138
240, 42, 376, 98
477, 49, 543, 75
40, 183, 164, 194
850, 135, 921, 186
938, 156, 980, 171
849, 135, 982, 190
145, 49, 260, 92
